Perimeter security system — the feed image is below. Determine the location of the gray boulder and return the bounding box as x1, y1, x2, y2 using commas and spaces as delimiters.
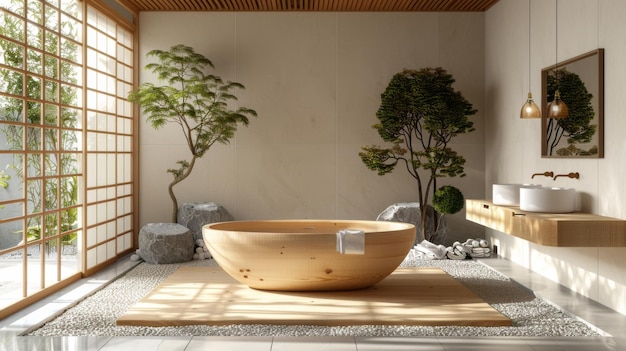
177, 202, 234, 241
376, 202, 447, 245
138, 223, 195, 264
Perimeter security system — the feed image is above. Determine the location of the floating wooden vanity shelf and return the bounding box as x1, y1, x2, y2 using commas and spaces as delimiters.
466, 200, 626, 247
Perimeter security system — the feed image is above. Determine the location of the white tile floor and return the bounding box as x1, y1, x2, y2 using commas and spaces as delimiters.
0, 256, 624, 351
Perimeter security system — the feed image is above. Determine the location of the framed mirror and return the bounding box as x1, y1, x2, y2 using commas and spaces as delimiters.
541, 49, 604, 158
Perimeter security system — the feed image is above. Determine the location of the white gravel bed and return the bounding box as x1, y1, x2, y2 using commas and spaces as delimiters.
28, 252, 600, 337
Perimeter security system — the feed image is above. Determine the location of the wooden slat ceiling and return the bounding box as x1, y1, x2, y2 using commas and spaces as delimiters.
119, 0, 500, 12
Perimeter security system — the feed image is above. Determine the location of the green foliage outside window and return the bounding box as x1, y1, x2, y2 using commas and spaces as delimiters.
0, 170, 9, 209
1, 0, 81, 253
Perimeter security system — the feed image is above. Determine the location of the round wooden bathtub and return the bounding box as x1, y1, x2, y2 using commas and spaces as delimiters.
202, 220, 415, 291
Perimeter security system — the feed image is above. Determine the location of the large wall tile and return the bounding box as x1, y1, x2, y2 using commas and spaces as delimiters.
235, 143, 337, 220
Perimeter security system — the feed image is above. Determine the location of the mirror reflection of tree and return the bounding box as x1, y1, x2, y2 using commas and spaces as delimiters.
545, 68, 597, 156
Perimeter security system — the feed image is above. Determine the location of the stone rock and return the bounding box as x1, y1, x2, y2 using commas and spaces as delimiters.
177, 202, 234, 241
138, 223, 195, 264
376, 202, 448, 245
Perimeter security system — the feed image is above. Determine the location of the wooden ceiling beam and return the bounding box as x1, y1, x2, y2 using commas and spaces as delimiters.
119, 0, 498, 12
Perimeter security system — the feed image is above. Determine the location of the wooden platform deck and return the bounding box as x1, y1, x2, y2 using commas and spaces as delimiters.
117, 266, 511, 327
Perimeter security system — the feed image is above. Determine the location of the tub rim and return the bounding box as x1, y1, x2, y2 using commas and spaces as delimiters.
204, 219, 415, 235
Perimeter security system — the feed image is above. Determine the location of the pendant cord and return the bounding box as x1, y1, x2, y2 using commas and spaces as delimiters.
555, 0, 559, 86
528, 0, 531, 90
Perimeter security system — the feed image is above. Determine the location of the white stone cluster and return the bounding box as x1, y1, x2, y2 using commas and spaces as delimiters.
447, 238, 491, 259
461, 238, 492, 258
411, 238, 492, 260
130, 249, 143, 262
193, 239, 212, 260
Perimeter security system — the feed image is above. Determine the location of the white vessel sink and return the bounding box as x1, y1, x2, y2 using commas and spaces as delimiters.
492, 183, 541, 206
519, 187, 576, 213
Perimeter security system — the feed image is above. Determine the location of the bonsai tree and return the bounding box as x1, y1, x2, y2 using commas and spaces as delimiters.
359, 67, 476, 243
128, 45, 257, 222
545, 68, 597, 156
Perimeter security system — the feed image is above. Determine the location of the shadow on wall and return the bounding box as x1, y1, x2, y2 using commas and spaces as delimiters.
530, 246, 599, 300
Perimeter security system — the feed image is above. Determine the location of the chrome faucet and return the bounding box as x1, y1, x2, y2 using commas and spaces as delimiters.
531, 171, 554, 179
553, 172, 580, 180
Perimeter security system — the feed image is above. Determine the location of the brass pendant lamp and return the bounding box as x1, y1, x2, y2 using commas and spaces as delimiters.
547, 0, 568, 119
520, 0, 540, 118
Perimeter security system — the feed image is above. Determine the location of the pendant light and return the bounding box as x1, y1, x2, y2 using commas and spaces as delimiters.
520, 0, 540, 119
547, 0, 568, 119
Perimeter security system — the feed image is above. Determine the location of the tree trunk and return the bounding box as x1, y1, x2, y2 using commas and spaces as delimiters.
420, 204, 427, 241
168, 185, 178, 223
167, 156, 197, 223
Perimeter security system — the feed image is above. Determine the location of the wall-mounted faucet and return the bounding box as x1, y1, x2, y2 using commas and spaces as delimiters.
553, 172, 580, 180
531, 171, 554, 179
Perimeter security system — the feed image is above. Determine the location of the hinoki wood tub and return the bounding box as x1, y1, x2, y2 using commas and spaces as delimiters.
203, 220, 415, 291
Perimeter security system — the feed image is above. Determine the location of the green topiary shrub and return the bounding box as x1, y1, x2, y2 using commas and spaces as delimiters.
432, 185, 464, 216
